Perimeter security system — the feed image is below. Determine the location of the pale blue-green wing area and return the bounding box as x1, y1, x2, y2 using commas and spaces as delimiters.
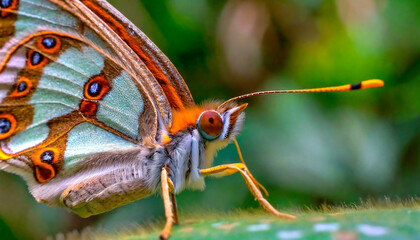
0, 0, 170, 137
0, 1, 161, 169
0, 0, 177, 216
0, 33, 152, 181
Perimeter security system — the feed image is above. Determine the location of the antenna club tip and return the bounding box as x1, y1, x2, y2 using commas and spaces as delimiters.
361, 79, 384, 89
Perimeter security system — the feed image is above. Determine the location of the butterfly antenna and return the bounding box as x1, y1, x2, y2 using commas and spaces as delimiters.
219, 79, 384, 108
233, 137, 269, 196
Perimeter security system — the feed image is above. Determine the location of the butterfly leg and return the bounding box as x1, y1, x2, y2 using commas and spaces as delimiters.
170, 193, 179, 225
160, 167, 176, 240
200, 163, 296, 220
166, 174, 179, 225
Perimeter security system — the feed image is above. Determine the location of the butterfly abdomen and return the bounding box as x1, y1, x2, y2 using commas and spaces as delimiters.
30, 147, 161, 217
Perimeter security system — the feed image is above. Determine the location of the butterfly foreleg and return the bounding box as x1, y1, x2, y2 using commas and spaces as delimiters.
159, 167, 178, 240
171, 193, 179, 225
200, 163, 296, 220
165, 170, 179, 225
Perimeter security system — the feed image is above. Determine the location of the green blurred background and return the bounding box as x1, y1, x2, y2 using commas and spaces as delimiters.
1, 0, 419, 239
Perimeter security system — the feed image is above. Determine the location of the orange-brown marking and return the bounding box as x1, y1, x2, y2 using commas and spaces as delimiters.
0, 0, 18, 18
9, 76, 32, 98
80, 100, 98, 116
34, 164, 55, 183
84, 75, 110, 100
0, 0, 18, 48
81, 1, 186, 110
36, 35, 61, 54
3, 110, 136, 163
32, 147, 60, 183
170, 107, 204, 134
0, 113, 17, 140
27, 50, 49, 69
0, 32, 80, 73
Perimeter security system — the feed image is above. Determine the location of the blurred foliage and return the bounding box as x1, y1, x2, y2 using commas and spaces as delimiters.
0, 0, 419, 239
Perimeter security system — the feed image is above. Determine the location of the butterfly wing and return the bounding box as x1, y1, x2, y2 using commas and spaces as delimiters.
79, 0, 195, 111
0, 0, 190, 216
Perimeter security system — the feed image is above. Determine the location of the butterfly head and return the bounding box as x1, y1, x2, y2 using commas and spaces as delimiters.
169, 102, 247, 144
198, 102, 248, 142
166, 102, 248, 190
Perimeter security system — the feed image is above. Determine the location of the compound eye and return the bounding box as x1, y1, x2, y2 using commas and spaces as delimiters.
197, 110, 223, 141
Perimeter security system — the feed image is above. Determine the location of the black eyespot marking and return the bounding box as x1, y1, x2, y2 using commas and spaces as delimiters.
0, 118, 11, 134
350, 82, 362, 90
30, 51, 44, 66
17, 81, 27, 92
84, 76, 110, 100
41, 37, 56, 49
40, 150, 54, 164
87, 81, 102, 97
0, 0, 12, 8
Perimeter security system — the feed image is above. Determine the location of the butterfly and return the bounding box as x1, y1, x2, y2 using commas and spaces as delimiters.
0, 0, 383, 239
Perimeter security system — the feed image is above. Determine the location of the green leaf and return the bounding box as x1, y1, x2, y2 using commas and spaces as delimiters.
67, 202, 420, 240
